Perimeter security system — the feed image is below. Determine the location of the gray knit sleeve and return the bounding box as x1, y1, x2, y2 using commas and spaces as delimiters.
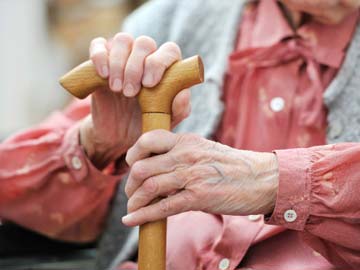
122, 0, 179, 45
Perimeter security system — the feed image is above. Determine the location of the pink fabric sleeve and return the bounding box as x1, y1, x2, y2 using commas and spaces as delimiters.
267, 143, 360, 268
0, 99, 122, 243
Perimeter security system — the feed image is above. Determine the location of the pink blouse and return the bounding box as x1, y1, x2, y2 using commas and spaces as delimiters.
0, 1, 359, 269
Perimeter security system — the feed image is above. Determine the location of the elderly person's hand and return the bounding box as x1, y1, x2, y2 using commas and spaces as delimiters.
79, 34, 190, 168
122, 130, 279, 226
280, 0, 360, 24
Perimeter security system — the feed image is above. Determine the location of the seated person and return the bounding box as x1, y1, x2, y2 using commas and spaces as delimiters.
0, 0, 359, 269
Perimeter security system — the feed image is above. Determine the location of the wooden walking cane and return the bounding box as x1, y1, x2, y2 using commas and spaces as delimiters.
59, 55, 204, 270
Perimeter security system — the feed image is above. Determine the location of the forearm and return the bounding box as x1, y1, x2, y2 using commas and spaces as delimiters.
0, 122, 121, 242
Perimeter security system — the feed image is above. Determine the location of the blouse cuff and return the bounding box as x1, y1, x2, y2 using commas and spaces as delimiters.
62, 123, 121, 185
266, 148, 313, 231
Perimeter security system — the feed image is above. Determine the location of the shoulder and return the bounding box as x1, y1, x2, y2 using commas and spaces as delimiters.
122, 0, 236, 44
122, 0, 181, 43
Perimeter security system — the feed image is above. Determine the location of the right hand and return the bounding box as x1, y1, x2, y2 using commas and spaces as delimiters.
79, 33, 191, 169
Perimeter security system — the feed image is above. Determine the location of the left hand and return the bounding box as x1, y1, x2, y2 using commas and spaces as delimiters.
122, 130, 279, 226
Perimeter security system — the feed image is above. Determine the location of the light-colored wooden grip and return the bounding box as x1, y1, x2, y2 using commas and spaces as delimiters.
138, 56, 204, 113
139, 113, 170, 270
59, 56, 204, 103
59, 60, 108, 99
136, 56, 203, 270
59, 55, 204, 270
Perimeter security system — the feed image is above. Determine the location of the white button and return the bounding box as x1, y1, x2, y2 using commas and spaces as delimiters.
248, 214, 261, 221
71, 156, 82, 170
270, 97, 285, 112
218, 258, 230, 270
284, 209, 297, 222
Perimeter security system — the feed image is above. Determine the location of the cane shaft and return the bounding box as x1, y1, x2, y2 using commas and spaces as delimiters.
59, 55, 204, 270
138, 113, 170, 270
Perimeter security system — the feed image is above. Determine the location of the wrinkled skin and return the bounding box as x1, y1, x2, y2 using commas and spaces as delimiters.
80, 34, 191, 168
80, 1, 360, 222
79, 1, 360, 169
279, 0, 360, 24
122, 130, 279, 226
120, 1, 360, 225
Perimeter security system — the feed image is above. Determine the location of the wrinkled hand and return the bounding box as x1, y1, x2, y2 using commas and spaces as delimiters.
122, 130, 279, 226
79, 33, 190, 168
280, 0, 360, 24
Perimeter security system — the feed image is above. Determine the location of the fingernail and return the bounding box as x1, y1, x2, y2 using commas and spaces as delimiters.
124, 83, 135, 96
142, 72, 154, 86
112, 78, 122, 91
122, 213, 134, 224
101, 65, 109, 77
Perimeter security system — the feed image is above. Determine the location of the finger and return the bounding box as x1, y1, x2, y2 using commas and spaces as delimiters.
142, 42, 182, 88
125, 153, 177, 198
171, 88, 191, 128
127, 171, 184, 212
122, 190, 193, 226
126, 129, 177, 166
118, 262, 138, 270
89, 37, 109, 78
123, 36, 157, 97
109, 33, 134, 92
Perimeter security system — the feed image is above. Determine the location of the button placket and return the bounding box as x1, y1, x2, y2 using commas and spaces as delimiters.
218, 258, 230, 270
284, 209, 297, 222
71, 156, 83, 170
270, 97, 285, 112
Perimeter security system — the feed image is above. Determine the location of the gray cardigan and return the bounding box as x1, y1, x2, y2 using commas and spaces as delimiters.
122, 0, 360, 144
96, 1, 360, 269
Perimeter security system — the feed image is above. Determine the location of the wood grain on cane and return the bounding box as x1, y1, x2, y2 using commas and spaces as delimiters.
59, 55, 204, 270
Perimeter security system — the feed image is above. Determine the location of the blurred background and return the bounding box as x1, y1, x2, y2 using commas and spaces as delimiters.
0, 0, 147, 139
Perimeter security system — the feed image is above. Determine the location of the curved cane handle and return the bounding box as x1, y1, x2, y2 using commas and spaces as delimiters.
59, 56, 204, 113
59, 55, 204, 270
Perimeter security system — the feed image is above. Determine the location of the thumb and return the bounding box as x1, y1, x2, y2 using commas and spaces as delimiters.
117, 261, 138, 270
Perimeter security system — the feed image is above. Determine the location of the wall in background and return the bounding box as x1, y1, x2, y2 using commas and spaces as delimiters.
0, 0, 146, 138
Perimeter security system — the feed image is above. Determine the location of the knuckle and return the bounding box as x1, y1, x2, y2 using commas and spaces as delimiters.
172, 169, 186, 188
131, 161, 146, 180
124, 185, 131, 198
143, 177, 158, 194
181, 191, 197, 207
138, 133, 153, 150
125, 63, 140, 78
110, 51, 124, 65
110, 58, 123, 68
90, 50, 107, 62
178, 133, 203, 144
159, 199, 172, 214
135, 35, 157, 52
114, 32, 133, 45
91, 37, 106, 46
162, 42, 182, 59
136, 208, 147, 221
187, 166, 206, 182
153, 129, 169, 137
145, 55, 165, 71
179, 150, 199, 164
